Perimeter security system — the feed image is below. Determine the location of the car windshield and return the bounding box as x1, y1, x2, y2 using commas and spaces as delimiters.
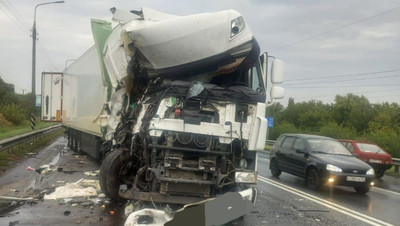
307, 138, 352, 155
356, 143, 386, 154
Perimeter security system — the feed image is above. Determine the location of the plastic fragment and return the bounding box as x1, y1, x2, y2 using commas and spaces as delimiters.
125, 203, 134, 216
187, 82, 204, 98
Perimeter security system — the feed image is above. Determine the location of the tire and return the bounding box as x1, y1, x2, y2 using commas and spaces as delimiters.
375, 170, 385, 179
306, 168, 320, 190
270, 159, 282, 177
354, 185, 370, 194
99, 149, 131, 200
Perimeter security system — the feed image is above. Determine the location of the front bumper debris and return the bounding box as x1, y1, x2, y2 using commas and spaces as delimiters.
124, 187, 257, 226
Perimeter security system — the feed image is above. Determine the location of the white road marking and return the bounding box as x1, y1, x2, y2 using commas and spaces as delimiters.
258, 176, 394, 226
372, 187, 400, 196
261, 158, 400, 197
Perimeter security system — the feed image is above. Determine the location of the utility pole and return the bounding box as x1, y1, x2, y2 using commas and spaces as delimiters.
31, 1, 64, 107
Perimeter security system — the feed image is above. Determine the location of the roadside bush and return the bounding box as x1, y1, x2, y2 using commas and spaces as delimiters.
0, 103, 28, 125
367, 130, 400, 158
0, 113, 13, 127
317, 121, 357, 139
269, 122, 306, 140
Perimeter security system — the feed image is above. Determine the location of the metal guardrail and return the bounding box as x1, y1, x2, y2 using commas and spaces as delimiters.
265, 140, 276, 146
0, 124, 62, 153
265, 139, 400, 173
393, 158, 400, 173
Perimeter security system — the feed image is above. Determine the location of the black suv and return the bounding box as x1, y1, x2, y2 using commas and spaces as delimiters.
269, 134, 375, 194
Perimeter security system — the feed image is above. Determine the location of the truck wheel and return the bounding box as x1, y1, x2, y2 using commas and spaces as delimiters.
354, 185, 370, 194
306, 168, 320, 190
99, 149, 130, 200
270, 159, 281, 177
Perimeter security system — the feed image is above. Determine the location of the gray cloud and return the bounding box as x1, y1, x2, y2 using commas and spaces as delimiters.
0, 0, 398, 105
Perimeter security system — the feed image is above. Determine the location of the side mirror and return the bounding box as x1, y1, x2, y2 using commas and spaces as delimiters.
270, 86, 285, 100
271, 59, 284, 84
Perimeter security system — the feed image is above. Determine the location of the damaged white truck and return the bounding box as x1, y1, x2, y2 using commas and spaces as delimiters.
63, 7, 284, 224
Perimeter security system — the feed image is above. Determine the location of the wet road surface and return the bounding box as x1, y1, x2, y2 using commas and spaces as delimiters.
245, 152, 400, 226
0, 137, 125, 226
1, 138, 399, 225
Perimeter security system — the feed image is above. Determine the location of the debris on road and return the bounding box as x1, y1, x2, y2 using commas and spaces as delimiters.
84, 170, 99, 177
124, 209, 173, 226
79, 179, 101, 191
43, 183, 97, 200
124, 203, 134, 217
0, 196, 34, 201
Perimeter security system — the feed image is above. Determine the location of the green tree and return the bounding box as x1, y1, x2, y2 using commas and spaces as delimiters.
0, 76, 17, 105
278, 99, 332, 130
266, 102, 284, 118
368, 102, 399, 132
317, 121, 357, 139
332, 94, 374, 133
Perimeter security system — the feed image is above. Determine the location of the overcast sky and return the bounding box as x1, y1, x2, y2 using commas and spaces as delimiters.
0, 0, 399, 106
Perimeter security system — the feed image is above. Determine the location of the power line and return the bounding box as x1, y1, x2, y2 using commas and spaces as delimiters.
3, 0, 30, 29
273, 6, 400, 51
0, 2, 30, 35
286, 69, 398, 82
286, 83, 400, 89
0, 0, 57, 70
37, 42, 57, 70
285, 74, 400, 86
291, 88, 400, 101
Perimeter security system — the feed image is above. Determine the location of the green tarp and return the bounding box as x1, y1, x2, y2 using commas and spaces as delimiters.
91, 19, 112, 102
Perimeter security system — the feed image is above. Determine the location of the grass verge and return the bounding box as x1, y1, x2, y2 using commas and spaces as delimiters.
385, 165, 400, 178
0, 128, 64, 175
0, 121, 59, 140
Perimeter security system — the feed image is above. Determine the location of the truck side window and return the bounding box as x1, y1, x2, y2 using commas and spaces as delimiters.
248, 66, 260, 91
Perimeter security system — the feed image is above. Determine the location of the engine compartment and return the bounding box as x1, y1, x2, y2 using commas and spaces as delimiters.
101, 79, 261, 203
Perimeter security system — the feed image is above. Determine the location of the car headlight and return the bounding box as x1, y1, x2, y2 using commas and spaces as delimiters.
326, 164, 342, 173
366, 168, 375, 176
230, 16, 245, 39
235, 171, 257, 183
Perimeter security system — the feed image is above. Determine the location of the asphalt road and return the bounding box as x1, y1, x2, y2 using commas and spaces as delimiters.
0, 137, 399, 225
244, 152, 400, 226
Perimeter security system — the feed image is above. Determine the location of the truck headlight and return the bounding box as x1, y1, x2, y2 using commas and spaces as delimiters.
235, 171, 257, 183
366, 168, 375, 176
230, 16, 245, 39
326, 164, 342, 173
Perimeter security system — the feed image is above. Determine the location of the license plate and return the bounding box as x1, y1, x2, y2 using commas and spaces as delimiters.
346, 176, 366, 182
369, 159, 382, 163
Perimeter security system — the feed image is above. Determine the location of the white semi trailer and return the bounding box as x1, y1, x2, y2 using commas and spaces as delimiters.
63, 7, 284, 221
41, 72, 63, 122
